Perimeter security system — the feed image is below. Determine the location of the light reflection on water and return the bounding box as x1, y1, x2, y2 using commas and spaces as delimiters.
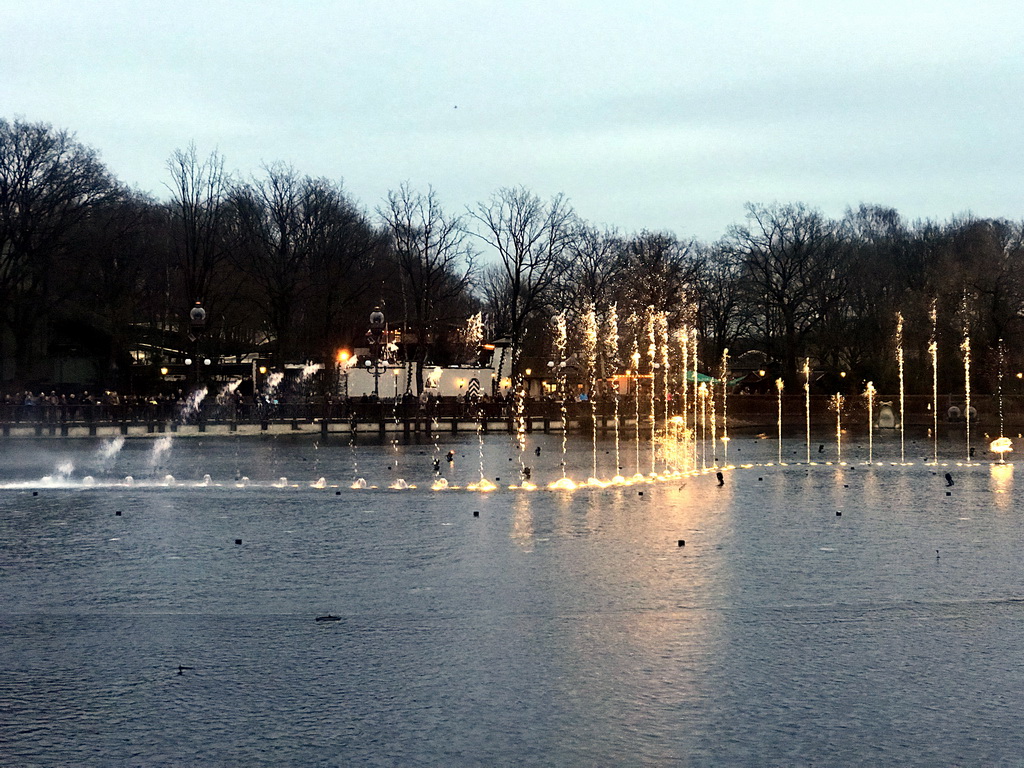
2, 435, 1024, 765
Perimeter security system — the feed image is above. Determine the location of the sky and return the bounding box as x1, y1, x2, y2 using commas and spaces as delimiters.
4, 0, 1024, 241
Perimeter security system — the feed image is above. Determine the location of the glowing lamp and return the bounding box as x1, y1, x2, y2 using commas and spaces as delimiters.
258, 366, 267, 375
184, 358, 193, 366
159, 367, 169, 376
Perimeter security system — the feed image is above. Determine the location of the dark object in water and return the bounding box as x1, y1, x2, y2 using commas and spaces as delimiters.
316, 615, 341, 622
678, 540, 685, 547
177, 665, 194, 675
535, 446, 541, 456
446, 451, 455, 463
716, 471, 724, 486
945, 473, 954, 487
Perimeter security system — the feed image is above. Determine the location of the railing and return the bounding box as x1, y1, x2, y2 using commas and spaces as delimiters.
1, 393, 1020, 436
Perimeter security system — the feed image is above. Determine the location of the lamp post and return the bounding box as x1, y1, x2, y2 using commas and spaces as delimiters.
366, 307, 386, 398
337, 350, 351, 400
188, 301, 207, 388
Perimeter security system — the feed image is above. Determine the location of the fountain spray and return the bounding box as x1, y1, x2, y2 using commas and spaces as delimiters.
604, 304, 622, 479
962, 332, 972, 463
659, 311, 670, 437
832, 393, 845, 463
895, 312, 906, 463
865, 382, 876, 464
647, 307, 657, 476
583, 305, 599, 481
929, 299, 939, 463
630, 314, 642, 477
720, 348, 730, 466
776, 378, 785, 464
692, 330, 700, 471
554, 314, 569, 479
804, 359, 811, 464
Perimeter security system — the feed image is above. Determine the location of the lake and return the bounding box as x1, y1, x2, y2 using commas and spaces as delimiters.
2, 430, 1024, 766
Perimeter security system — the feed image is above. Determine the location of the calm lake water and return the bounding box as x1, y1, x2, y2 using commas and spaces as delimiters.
3, 431, 1024, 766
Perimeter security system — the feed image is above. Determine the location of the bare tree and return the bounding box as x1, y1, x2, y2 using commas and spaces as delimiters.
468, 187, 576, 369
165, 144, 232, 305
725, 202, 847, 384
380, 183, 477, 392
553, 224, 625, 321
0, 118, 117, 382
227, 163, 316, 362
692, 241, 749, 364
616, 230, 700, 324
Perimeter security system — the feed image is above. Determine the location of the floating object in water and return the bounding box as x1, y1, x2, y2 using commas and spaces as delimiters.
473, 510, 479, 517
535, 446, 541, 456
115, 510, 122, 516
836, 511, 842, 516
678, 539, 685, 547
177, 665, 194, 675
315, 615, 341, 622
945, 473, 954, 487
818, 444, 824, 453
234, 539, 242, 545
446, 451, 455, 463
716, 472, 724, 486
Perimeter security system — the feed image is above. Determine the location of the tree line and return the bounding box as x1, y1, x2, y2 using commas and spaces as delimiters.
2, 117, 1022, 395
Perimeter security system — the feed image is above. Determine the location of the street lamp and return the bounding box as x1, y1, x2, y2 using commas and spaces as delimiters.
366, 307, 386, 397
337, 349, 351, 399
187, 301, 207, 387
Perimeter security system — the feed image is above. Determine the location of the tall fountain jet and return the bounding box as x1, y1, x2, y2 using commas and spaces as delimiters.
776, 378, 785, 465
929, 299, 939, 464
864, 382, 876, 464
720, 348, 730, 466
962, 331, 972, 463
646, 307, 658, 476
604, 304, 622, 481
895, 312, 906, 463
804, 359, 812, 464
583, 305, 599, 481
832, 393, 845, 463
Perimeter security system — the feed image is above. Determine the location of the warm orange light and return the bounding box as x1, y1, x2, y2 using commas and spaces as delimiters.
757, 369, 766, 377
159, 367, 169, 376
840, 371, 847, 378
337, 349, 351, 363
481, 343, 495, 350
258, 366, 267, 375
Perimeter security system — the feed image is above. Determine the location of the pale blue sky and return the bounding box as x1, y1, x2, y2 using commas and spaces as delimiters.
4, 0, 1022, 240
